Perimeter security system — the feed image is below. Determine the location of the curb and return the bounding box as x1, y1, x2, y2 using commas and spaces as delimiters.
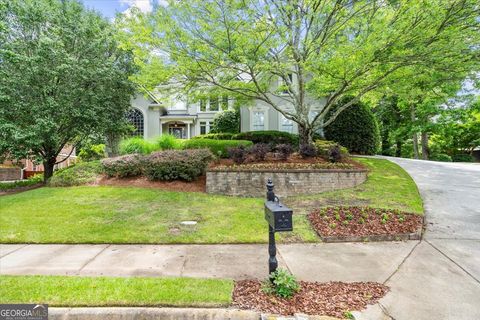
48, 307, 340, 320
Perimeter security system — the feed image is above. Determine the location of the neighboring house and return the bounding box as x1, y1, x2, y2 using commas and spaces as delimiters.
130, 75, 326, 139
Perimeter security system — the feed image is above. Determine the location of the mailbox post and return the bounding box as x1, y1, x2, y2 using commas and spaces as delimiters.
264, 179, 293, 275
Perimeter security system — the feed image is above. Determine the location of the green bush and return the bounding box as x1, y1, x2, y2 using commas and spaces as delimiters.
119, 137, 156, 155
314, 140, 349, 157
233, 131, 298, 146
452, 153, 475, 162
430, 153, 452, 162
101, 154, 144, 178
78, 144, 105, 161
48, 161, 102, 187
262, 268, 300, 299
192, 133, 235, 140
143, 149, 214, 181
324, 98, 380, 155
154, 134, 182, 150
183, 139, 253, 158
0, 174, 43, 190
211, 110, 240, 133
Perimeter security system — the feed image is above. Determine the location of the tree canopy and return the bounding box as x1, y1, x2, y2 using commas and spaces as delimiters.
0, 0, 136, 181
117, 0, 480, 146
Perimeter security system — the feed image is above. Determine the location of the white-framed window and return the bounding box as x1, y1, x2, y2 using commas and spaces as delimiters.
252, 111, 265, 131
200, 121, 211, 135
198, 96, 226, 112
280, 114, 294, 133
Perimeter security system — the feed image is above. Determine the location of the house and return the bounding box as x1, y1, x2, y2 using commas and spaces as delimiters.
130, 77, 326, 139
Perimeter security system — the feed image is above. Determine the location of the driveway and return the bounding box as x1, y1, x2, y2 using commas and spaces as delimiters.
361, 157, 480, 320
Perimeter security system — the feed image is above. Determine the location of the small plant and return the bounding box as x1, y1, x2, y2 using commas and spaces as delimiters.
155, 134, 180, 150
346, 213, 353, 220
329, 222, 337, 229
342, 220, 349, 226
228, 146, 247, 164
358, 217, 365, 224
335, 213, 341, 221
343, 311, 355, 319
328, 144, 343, 163
299, 143, 317, 158
262, 268, 300, 299
249, 143, 270, 161
275, 144, 293, 161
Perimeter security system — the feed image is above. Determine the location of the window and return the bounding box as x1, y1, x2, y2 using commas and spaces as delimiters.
280, 114, 294, 133
252, 111, 265, 131
126, 108, 144, 137
210, 97, 219, 111
200, 99, 207, 112
221, 95, 229, 110
200, 121, 210, 135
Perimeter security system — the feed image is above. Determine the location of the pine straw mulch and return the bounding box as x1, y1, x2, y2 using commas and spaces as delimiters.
96, 175, 206, 192
233, 280, 389, 318
308, 206, 423, 237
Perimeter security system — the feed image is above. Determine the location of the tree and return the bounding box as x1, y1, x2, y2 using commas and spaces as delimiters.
118, 0, 480, 147
211, 110, 240, 133
0, 0, 136, 181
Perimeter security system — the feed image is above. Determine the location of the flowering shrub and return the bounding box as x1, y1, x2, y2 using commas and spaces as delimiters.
143, 149, 214, 181
101, 154, 144, 178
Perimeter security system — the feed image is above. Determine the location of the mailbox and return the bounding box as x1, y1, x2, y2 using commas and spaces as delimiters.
265, 200, 293, 232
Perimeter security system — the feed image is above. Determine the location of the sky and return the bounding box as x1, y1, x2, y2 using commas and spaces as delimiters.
79, 0, 160, 19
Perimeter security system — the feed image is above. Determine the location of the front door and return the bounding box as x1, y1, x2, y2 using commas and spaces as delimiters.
169, 127, 184, 139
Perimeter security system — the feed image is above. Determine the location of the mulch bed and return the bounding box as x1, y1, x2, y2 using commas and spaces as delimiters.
233, 280, 389, 318
308, 206, 423, 241
96, 175, 206, 192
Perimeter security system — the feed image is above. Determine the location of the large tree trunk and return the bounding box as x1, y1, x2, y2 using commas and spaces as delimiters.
411, 106, 419, 159
298, 124, 313, 147
105, 133, 121, 157
43, 157, 56, 183
421, 132, 429, 160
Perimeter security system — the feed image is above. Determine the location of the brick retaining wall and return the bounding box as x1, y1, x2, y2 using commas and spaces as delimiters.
0, 167, 22, 181
206, 169, 368, 197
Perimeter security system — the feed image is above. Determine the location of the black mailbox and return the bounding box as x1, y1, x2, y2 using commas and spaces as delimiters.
265, 200, 293, 232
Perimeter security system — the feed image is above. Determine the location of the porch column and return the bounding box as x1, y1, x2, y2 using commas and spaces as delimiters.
159, 119, 162, 135
187, 122, 191, 139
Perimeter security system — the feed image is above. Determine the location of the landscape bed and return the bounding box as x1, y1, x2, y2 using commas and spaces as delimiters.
308, 206, 424, 242
233, 280, 389, 318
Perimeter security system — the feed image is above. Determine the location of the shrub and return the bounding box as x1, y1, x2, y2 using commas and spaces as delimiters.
328, 145, 343, 163
143, 149, 214, 181
430, 153, 452, 162
249, 143, 270, 161
262, 268, 300, 299
452, 153, 475, 162
324, 98, 380, 155
275, 144, 293, 161
78, 144, 105, 161
233, 131, 298, 146
191, 133, 235, 140
119, 137, 156, 155
183, 139, 253, 158
299, 144, 317, 158
211, 110, 240, 133
101, 154, 144, 178
228, 146, 248, 164
48, 161, 102, 187
155, 134, 181, 150
315, 140, 349, 158
0, 174, 43, 190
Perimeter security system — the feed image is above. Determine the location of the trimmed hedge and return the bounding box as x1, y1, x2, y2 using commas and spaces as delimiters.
430, 153, 452, 162
314, 140, 349, 157
144, 149, 214, 181
452, 153, 475, 162
192, 133, 235, 140
324, 98, 380, 155
182, 139, 253, 158
101, 154, 144, 178
233, 131, 298, 146
49, 161, 102, 187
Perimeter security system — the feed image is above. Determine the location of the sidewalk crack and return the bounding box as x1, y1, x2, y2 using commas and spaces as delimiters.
378, 303, 395, 320
0, 244, 28, 259
383, 241, 420, 285
77, 245, 110, 274
425, 239, 480, 284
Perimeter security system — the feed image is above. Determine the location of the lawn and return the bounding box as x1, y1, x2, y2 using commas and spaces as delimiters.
0, 157, 422, 244
0, 275, 233, 307
285, 157, 424, 215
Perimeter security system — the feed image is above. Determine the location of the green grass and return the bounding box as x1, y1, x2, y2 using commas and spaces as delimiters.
0, 275, 233, 307
0, 157, 422, 244
285, 157, 424, 215
0, 185, 317, 243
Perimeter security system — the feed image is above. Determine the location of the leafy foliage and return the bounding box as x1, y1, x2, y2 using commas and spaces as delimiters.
211, 110, 240, 134
0, 0, 136, 181
192, 133, 235, 140
154, 134, 182, 150
328, 145, 343, 163
314, 140, 349, 158
262, 268, 300, 299
248, 143, 270, 161
182, 139, 252, 158
78, 144, 106, 162
299, 144, 317, 158
429, 153, 452, 162
0, 174, 43, 190
48, 161, 102, 187
119, 137, 156, 155
101, 154, 144, 178
228, 146, 248, 164
274, 144, 294, 161
233, 131, 298, 146
325, 99, 380, 155
143, 149, 214, 181
451, 154, 475, 163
